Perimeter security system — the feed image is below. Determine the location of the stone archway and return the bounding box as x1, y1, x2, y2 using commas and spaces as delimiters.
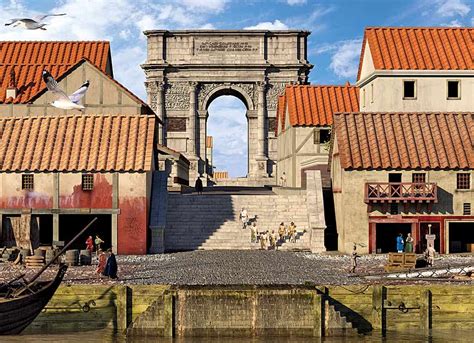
142, 30, 312, 185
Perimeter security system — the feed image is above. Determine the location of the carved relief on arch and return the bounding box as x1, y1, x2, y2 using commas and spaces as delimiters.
198, 82, 256, 110
266, 82, 287, 110
165, 82, 190, 110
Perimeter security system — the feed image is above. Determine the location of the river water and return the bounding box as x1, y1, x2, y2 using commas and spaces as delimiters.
3, 329, 473, 343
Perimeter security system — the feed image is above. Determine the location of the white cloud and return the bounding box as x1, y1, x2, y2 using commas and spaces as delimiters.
329, 39, 363, 80
286, 0, 307, 5
178, 0, 228, 13
436, 0, 471, 17
207, 96, 248, 178
244, 20, 288, 30
441, 19, 463, 26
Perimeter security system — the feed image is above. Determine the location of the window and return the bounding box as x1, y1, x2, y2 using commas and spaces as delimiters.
82, 174, 94, 191
412, 173, 426, 183
403, 80, 416, 99
370, 83, 374, 103
447, 80, 460, 99
319, 129, 331, 144
362, 89, 366, 107
22, 174, 34, 190
457, 173, 471, 190
464, 203, 471, 215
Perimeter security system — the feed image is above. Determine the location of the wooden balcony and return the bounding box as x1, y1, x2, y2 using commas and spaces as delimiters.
364, 182, 438, 204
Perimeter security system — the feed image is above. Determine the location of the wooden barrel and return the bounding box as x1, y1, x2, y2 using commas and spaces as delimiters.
45, 249, 57, 264
79, 249, 92, 266
65, 249, 79, 266
34, 248, 46, 257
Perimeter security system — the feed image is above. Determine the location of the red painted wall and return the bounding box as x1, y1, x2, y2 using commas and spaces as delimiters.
60, 174, 112, 208
0, 191, 53, 209
117, 196, 148, 255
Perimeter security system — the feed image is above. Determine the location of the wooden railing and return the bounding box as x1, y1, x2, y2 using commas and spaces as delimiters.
364, 182, 437, 203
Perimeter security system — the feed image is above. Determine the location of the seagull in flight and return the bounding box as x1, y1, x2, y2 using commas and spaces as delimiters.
5, 13, 66, 30
42, 70, 89, 111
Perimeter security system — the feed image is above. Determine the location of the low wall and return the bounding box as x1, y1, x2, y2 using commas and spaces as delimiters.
25, 284, 474, 337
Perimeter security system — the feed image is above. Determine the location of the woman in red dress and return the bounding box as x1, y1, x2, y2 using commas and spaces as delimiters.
96, 249, 106, 278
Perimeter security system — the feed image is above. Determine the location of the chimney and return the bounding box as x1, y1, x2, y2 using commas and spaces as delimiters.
6, 69, 17, 99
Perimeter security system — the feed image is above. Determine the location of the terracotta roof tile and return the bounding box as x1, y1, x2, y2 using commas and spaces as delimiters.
0, 114, 155, 172
276, 85, 359, 132
0, 41, 111, 103
357, 27, 474, 80
334, 112, 474, 170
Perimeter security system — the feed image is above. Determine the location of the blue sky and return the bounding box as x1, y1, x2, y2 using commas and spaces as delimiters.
1, 0, 473, 177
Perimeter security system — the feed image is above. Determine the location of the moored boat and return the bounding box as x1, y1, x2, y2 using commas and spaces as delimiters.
0, 265, 67, 335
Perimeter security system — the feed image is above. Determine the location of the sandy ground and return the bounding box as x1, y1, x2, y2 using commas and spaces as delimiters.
1, 251, 473, 286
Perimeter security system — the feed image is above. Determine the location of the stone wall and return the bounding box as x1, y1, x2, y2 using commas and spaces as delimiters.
26, 284, 474, 337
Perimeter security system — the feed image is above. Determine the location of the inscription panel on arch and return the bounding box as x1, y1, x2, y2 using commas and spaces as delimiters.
194, 38, 259, 55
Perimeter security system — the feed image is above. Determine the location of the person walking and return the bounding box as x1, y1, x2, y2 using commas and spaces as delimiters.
195, 176, 203, 195
103, 248, 118, 279
280, 172, 287, 187
405, 233, 414, 253
396, 233, 404, 253
289, 222, 297, 243
240, 208, 249, 229
96, 249, 106, 279
259, 230, 267, 250
85, 235, 94, 253
250, 223, 257, 243
269, 230, 277, 250
349, 244, 360, 273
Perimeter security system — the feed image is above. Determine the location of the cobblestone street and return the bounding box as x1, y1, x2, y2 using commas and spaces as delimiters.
1, 251, 473, 286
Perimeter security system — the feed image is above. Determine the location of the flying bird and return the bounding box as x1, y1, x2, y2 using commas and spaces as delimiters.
42, 70, 89, 111
5, 13, 66, 30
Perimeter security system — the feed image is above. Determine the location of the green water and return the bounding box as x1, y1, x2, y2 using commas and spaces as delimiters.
3, 329, 473, 343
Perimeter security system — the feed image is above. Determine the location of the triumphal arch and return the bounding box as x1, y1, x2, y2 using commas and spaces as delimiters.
142, 30, 312, 185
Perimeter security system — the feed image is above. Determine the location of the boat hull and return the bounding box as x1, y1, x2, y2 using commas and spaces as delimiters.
0, 265, 67, 335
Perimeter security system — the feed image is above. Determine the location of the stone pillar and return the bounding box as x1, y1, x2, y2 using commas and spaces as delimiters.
188, 82, 199, 183
255, 81, 268, 177
198, 110, 208, 185
188, 82, 198, 157
156, 81, 165, 145
112, 173, 119, 254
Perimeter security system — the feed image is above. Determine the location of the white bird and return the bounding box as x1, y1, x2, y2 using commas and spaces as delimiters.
42, 70, 89, 111
5, 13, 66, 30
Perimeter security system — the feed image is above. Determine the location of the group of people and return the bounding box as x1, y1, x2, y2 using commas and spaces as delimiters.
242, 213, 298, 251
396, 233, 414, 253
396, 233, 436, 266
84, 235, 117, 279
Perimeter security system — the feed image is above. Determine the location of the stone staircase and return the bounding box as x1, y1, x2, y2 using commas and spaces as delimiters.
324, 300, 359, 336
164, 192, 311, 251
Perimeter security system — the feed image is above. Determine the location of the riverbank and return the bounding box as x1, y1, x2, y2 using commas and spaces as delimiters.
1, 251, 473, 286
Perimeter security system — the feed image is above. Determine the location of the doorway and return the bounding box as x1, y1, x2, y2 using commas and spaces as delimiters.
375, 223, 412, 253
36, 215, 53, 246
58, 215, 111, 251
448, 222, 474, 253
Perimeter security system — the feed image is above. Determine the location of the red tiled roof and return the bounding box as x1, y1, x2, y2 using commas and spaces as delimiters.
0, 41, 111, 103
0, 114, 155, 172
357, 27, 474, 80
277, 85, 359, 132
333, 112, 474, 170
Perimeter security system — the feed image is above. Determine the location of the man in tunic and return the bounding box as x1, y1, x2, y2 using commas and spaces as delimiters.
349, 244, 360, 273
250, 223, 257, 243
424, 244, 436, 266
259, 230, 267, 250
240, 208, 249, 229
289, 222, 297, 243
96, 249, 106, 279
195, 177, 203, 195
396, 233, 404, 253
405, 233, 414, 253
85, 235, 94, 253
278, 222, 286, 242
269, 230, 277, 250
94, 235, 104, 253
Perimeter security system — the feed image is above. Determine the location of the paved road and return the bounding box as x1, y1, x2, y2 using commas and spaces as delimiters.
2, 251, 473, 286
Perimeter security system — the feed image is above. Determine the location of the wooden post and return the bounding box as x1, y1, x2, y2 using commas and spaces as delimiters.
313, 292, 323, 337
372, 285, 386, 336
420, 290, 432, 335
163, 292, 175, 337
116, 285, 130, 334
